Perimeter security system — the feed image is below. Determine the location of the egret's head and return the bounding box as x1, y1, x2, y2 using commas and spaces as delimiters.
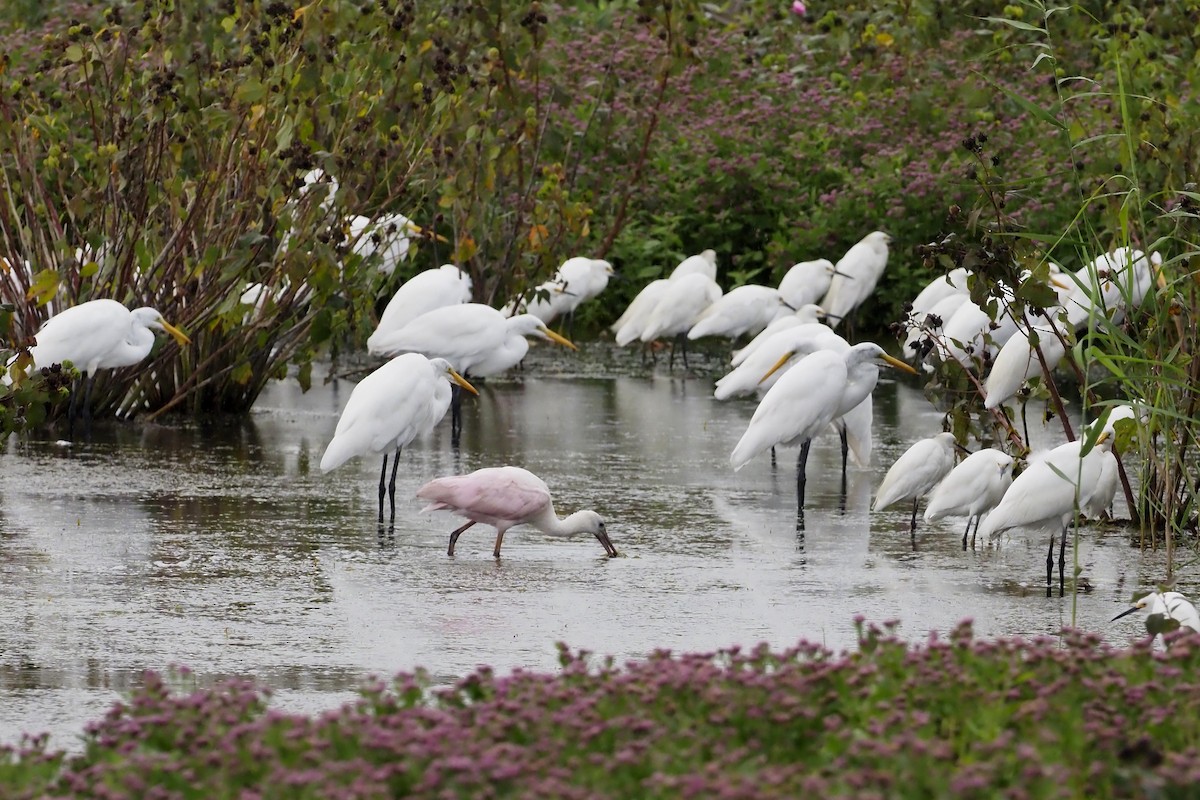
510, 315, 577, 350
1111, 592, 1156, 623
430, 357, 478, 396
852, 342, 917, 375
403, 219, 449, 243
135, 308, 191, 347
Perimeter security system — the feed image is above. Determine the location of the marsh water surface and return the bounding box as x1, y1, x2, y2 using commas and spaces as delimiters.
0, 343, 1174, 750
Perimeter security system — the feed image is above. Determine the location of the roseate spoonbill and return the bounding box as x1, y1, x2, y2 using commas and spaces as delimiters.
417, 465, 618, 558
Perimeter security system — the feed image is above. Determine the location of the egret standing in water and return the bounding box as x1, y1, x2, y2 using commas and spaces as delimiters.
365, 303, 576, 443
417, 465, 618, 559
25, 299, 191, 434
923, 447, 1015, 549
320, 354, 478, 525
977, 432, 1113, 597
367, 265, 473, 355
820, 231, 891, 331
872, 432, 958, 537
730, 343, 916, 512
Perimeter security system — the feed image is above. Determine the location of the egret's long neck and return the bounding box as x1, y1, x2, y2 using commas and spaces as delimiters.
528, 504, 588, 537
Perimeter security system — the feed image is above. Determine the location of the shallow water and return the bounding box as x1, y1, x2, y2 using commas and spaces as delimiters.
0, 342, 1178, 750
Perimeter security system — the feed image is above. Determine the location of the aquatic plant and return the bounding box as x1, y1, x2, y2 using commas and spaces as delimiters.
2, 620, 1200, 798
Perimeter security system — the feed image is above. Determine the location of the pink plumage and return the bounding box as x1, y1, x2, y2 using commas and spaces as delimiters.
418, 466, 552, 529
416, 465, 617, 559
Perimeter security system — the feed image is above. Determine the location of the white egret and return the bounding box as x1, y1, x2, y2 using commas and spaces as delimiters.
366, 303, 576, 442
715, 324, 846, 401
909, 267, 970, 318
26, 299, 191, 432
639, 273, 723, 368
730, 343, 916, 510
983, 323, 1070, 411
923, 447, 1015, 548
417, 465, 617, 558
1065, 247, 1164, 328
977, 432, 1113, 596
367, 265, 473, 356
669, 249, 718, 281
820, 231, 891, 330
367, 303, 576, 374
731, 304, 825, 367
298, 168, 444, 276
902, 292, 971, 364
872, 432, 958, 535
320, 354, 478, 524
1081, 404, 1141, 519
777, 259, 837, 309
1112, 591, 1200, 639
686, 284, 791, 341
714, 323, 873, 470
512, 257, 615, 325
612, 279, 670, 346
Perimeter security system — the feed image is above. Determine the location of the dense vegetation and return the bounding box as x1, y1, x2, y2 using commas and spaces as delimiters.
1, 1, 1198, 533
2, 621, 1198, 798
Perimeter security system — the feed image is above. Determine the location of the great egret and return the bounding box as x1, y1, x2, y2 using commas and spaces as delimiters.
909, 267, 971, 317
669, 249, 718, 281
509, 257, 615, 326
612, 279, 671, 346
26, 299, 190, 432
686, 284, 792, 341
923, 447, 1015, 548
714, 323, 873, 470
639, 273, 723, 368
977, 432, 1113, 596
320, 354, 478, 524
820, 231, 891, 330
730, 304, 825, 367
298, 168, 444, 276
903, 292, 970, 364
1112, 591, 1200, 639
777, 259, 838, 309
872, 432, 958, 535
730, 343, 916, 510
1065, 247, 1164, 328
1081, 404, 1140, 519
367, 265, 473, 356
417, 465, 618, 558
366, 303, 576, 442
983, 323, 1070, 411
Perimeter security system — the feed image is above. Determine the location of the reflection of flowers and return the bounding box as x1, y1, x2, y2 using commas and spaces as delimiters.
791, 1, 807, 15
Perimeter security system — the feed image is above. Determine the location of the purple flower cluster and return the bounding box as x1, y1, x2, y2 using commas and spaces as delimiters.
4, 621, 1200, 798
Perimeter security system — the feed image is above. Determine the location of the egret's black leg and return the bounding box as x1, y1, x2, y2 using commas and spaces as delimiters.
839, 426, 849, 482
770, 446, 777, 469
1021, 401, 1031, 449
377, 455, 389, 524
1059, 523, 1068, 598
82, 373, 96, 437
1046, 535, 1055, 598
797, 440, 812, 511
680, 335, 689, 370
910, 498, 920, 534
450, 383, 462, 447
387, 448, 401, 525
67, 377, 80, 440
447, 520, 477, 556
972, 516, 981, 549
962, 517, 971, 551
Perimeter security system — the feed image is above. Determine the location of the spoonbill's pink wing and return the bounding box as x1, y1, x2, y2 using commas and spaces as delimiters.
417, 466, 551, 525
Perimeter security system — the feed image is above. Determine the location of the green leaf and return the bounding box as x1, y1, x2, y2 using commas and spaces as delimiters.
64, 45, 84, 63
234, 80, 267, 105
978, 74, 1066, 131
